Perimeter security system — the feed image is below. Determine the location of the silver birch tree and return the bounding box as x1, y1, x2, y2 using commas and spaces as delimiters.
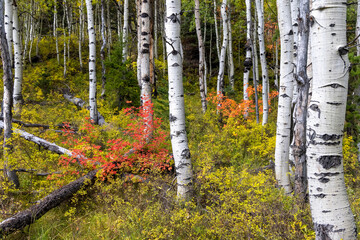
165, 0, 193, 200
274, 0, 294, 194
12, 0, 22, 117
216, 0, 228, 96
194, 0, 207, 113
254, 0, 269, 125
100, 0, 106, 99
4, 0, 13, 65
227, 8, 234, 90
243, 0, 252, 117
86, 0, 98, 124
122, 0, 129, 62
307, 0, 357, 238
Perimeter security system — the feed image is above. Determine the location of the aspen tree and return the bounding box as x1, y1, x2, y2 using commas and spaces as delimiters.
165, 0, 193, 200
0, 0, 19, 188
13, 0, 23, 117
4, 0, 13, 65
254, 0, 269, 125
122, 0, 129, 61
86, 0, 98, 124
213, 0, 220, 60
243, 0, 252, 117
227, 8, 234, 91
194, 0, 207, 113
307, 0, 357, 238
357, 1, 360, 56
274, 0, 294, 194
54, 0, 60, 64
100, 0, 106, 99
216, 0, 228, 96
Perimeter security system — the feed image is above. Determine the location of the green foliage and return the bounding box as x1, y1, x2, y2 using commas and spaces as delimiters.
105, 42, 140, 110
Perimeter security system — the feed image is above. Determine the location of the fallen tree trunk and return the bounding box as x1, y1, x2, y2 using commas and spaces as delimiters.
0, 170, 98, 237
0, 117, 78, 131
0, 121, 73, 157
63, 92, 106, 125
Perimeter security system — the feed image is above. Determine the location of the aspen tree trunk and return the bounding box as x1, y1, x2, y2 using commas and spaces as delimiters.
254, 0, 269, 125
243, 0, 252, 117
291, 0, 299, 105
194, 0, 207, 113
106, 0, 111, 54
292, 0, 310, 201
122, 0, 129, 61
86, 0, 98, 124
154, 0, 158, 59
54, 0, 60, 64
213, 0, 220, 60
4, 0, 13, 66
307, 0, 357, 238
253, 15, 260, 124
140, 0, 153, 136
12, 1, 23, 117
79, 0, 84, 71
136, 0, 141, 86
216, 0, 228, 96
0, 0, 19, 188
274, 40, 279, 89
62, 8, 67, 78
274, 0, 294, 194
100, 0, 106, 99
227, 8, 234, 90
165, 0, 193, 200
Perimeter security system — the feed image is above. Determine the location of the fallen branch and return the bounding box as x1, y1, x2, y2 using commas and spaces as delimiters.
63, 92, 106, 125
0, 117, 78, 131
0, 170, 98, 237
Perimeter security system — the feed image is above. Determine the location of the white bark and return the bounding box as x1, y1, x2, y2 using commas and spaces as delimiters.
79, 0, 84, 70
54, 0, 60, 64
86, 0, 98, 124
274, 0, 294, 194
253, 14, 260, 124
12, 1, 22, 117
154, 0, 158, 59
291, 0, 299, 104
165, 0, 193, 200
195, 0, 207, 113
243, 0, 251, 105
136, 0, 141, 86
307, 0, 357, 238
4, 0, 13, 66
100, 0, 106, 99
213, 0, 220, 60
254, 0, 269, 125
122, 0, 129, 61
227, 9, 234, 90
216, 0, 228, 96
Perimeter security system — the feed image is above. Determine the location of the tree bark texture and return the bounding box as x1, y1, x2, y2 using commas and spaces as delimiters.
216, 0, 228, 96
194, 0, 207, 113
122, 0, 129, 61
307, 0, 357, 239
85, 0, 98, 124
4, 0, 13, 66
243, 0, 252, 118
274, 0, 294, 194
165, 0, 193, 200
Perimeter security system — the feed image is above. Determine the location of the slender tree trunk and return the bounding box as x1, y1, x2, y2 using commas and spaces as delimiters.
213, 0, 220, 60
54, 0, 60, 64
227, 8, 234, 90
4, 0, 13, 66
79, 0, 84, 70
357, 1, 360, 56
274, 40, 279, 89
274, 0, 294, 194
12, 0, 23, 117
216, 0, 228, 97
243, 0, 252, 117
254, 0, 269, 125
86, 0, 98, 124
292, 0, 310, 201
0, 0, 19, 188
291, 0, 299, 105
136, 0, 141, 86
122, 0, 129, 61
165, 0, 193, 200
154, 0, 158, 59
195, 0, 207, 113
307, 0, 357, 238
107, 0, 111, 55
100, 0, 106, 99
252, 14, 260, 124
140, 0, 153, 136
62, 7, 67, 78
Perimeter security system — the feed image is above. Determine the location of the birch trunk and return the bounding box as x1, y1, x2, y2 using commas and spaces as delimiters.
165, 0, 193, 200
216, 0, 228, 96
274, 0, 294, 194
54, 0, 60, 64
254, 0, 269, 125
100, 0, 106, 99
227, 8, 234, 90
154, 0, 158, 59
122, 0, 129, 61
79, 0, 84, 70
62, 8, 67, 78
291, 0, 299, 104
357, 1, 360, 56
140, 0, 153, 136
86, 0, 98, 124
213, 0, 220, 60
307, 0, 357, 238
195, 0, 207, 113
136, 0, 141, 86
292, 0, 310, 200
0, 0, 19, 188
243, 0, 252, 117
4, 0, 13, 66
12, 1, 23, 117
253, 16, 260, 124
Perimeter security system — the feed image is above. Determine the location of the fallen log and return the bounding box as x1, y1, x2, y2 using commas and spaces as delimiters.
63, 92, 106, 125
0, 170, 98, 237
0, 117, 78, 131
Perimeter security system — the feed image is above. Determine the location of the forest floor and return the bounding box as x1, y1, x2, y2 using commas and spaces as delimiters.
1, 45, 360, 239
